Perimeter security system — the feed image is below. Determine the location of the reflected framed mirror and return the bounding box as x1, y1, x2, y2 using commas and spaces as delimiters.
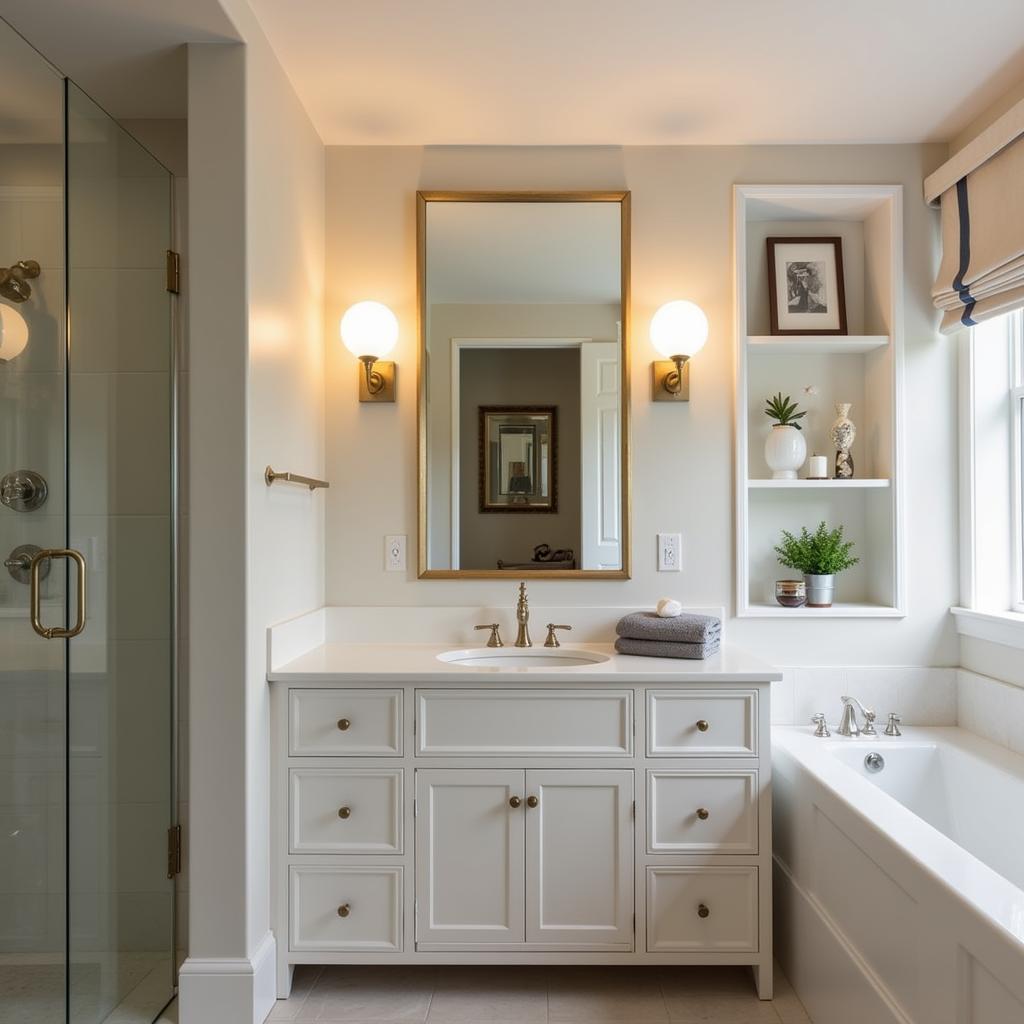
417, 191, 630, 578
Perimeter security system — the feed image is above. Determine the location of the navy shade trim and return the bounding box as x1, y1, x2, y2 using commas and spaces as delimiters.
953, 177, 978, 326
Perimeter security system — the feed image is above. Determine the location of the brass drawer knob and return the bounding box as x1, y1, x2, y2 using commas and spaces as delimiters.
337, 718, 351, 731
509, 796, 522, 809
338, 806, 352, 819
697, 903, 710, 919
696, 807, 710, 821
696, 719, 710, 732
526, 795, 539, 808
337, 903, 351, 918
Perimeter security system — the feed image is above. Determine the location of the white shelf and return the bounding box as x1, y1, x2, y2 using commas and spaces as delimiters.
746, 335, 889, 355
748, 478, 891, 490
744, 601, 906, 619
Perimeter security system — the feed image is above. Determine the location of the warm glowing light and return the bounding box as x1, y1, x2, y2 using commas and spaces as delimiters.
650, 300, 708, 359
340, 301, 398, 359
0, 304, 29, 363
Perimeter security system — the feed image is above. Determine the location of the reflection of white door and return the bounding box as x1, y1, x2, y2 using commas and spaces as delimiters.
580, 341, 621, 570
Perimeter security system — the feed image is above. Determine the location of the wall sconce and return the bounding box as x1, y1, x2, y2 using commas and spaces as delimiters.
650, 300, 708, 402
0, 303, 30, 363
340, 300, 398, 402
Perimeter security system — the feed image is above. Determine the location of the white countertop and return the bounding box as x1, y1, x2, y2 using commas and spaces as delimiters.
268, 642, 781, 684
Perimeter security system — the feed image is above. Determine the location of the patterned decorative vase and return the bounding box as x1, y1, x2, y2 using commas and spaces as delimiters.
830, 403, 856, 479
764, 424, 807, 480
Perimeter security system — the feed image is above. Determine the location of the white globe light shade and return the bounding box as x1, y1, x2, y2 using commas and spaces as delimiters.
649, 300, 708, 359
340, 301, 398, 359
0, 303, 29, 362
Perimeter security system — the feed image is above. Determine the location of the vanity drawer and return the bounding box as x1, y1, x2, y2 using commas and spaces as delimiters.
647, 769, 757, 854
289, 689, 403, 756
416, 689, 633, 756
646, 866, 757, 952
290, 865, 403, 952
646, 690, 757, 757
290, 768, 403, 854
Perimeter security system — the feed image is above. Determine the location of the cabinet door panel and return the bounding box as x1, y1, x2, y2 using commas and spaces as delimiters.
525, 770, 633, 947
416, 770, 525, 945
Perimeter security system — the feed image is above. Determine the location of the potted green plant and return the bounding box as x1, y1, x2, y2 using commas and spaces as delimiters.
774, 521, 858, 607
763, 392, 807, 479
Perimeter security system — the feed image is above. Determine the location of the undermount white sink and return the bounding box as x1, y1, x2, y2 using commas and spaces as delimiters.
437, 647, 611, 669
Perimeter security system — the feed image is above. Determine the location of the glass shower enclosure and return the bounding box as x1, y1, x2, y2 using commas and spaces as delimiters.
0, 19, 176, 1024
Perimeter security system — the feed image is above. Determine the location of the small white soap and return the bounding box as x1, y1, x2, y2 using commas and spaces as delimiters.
656, 598, 682, 617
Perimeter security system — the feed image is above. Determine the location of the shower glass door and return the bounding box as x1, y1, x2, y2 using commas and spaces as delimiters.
0, 22, 70, 1024
0, 16, 175, 1022
66, 83, 175, 1023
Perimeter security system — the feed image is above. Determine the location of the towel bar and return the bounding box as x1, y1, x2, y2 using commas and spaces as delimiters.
264, 466, 329, 491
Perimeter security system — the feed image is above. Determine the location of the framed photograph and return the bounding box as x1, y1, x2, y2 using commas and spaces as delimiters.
767, 237, 847, 335
478, 406, 557, 513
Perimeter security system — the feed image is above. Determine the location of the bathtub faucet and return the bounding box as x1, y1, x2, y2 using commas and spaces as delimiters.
837, 695, 877, 737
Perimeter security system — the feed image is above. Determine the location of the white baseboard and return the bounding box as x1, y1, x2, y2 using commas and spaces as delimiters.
179, 931, 277, 1024
773, 857, 909, 1024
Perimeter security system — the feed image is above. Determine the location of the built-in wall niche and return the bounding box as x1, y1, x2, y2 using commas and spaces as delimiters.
734, 185, 904, 618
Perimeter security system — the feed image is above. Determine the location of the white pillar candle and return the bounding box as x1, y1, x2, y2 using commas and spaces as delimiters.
808, 455, 828, 480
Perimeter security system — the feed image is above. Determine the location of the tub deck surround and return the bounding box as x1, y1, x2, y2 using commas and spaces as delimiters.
774, 725, 1024, 1024
267, 607, 778, 1003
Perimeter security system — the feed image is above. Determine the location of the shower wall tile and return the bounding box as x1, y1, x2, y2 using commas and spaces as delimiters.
20, 196, 63, 269
70, 371, 171, 517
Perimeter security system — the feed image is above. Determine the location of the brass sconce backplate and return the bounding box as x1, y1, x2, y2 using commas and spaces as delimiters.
652, 358, 690, 401
359, 359, 396, 402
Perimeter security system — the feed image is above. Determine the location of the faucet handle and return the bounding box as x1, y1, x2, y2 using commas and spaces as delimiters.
884, 712, 902, 737
544, 623, 572, 648
811, 713, 831, 738
862, 708, 878, 736
474, 623, 504, 648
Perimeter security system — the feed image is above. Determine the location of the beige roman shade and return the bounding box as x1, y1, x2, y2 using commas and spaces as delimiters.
927, 97, 1024, 334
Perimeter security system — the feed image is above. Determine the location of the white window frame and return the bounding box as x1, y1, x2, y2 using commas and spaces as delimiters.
1011, 311, 1024, 612
953, 310, 1024, 646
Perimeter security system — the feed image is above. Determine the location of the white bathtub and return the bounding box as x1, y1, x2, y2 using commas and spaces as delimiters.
773, 726, 1024, 1024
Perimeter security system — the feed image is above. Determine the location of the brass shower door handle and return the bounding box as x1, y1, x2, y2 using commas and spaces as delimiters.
30, 548, 86, 639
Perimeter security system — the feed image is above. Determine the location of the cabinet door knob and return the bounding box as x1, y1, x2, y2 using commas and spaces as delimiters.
509, 796, 522, 809
696, 719, 710, 732
526, 795, 539, 808
696, 807, 710, 820
697, 903, 710, 919
338, 806, 352, 819
337, 718, 351, 731
337, 903, 351, 918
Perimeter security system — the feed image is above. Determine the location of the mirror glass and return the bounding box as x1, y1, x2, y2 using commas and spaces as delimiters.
419, 193, 629, 577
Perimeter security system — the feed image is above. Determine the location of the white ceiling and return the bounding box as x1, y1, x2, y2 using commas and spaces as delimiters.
0, 1, 1020, 145
426, 202, 621, 304
246, 0, 1024, 145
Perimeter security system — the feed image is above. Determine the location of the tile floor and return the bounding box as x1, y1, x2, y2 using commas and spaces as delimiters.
160, 963, 811, 1024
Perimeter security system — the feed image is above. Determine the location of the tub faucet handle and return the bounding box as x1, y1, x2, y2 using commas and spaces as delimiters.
884, 712, 902, 737
811, 713, 831, 738
862, 708, 877, 736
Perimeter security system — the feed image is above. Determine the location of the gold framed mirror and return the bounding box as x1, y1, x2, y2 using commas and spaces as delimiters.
417, 191, 630, 578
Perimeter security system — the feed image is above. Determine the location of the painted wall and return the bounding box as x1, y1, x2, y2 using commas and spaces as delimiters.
324, 144, 955, 667
182, 5, 324, 1019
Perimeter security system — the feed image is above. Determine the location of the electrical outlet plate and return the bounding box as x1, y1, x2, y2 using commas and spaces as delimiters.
657, 533, 681, 572
385, 535, 406, 572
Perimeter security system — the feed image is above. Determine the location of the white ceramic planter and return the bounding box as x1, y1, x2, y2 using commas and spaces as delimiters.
804, 573, 836, 607
765, 424, 807, 480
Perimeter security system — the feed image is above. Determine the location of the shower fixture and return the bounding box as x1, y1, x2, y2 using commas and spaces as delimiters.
0, 259, 40, 303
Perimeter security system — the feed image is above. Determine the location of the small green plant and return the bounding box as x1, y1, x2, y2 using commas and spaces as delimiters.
764, 392, 806, 430
775, 521, 859, 576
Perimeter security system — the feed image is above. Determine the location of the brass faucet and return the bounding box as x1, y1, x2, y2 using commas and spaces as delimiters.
514, 581, 532, 647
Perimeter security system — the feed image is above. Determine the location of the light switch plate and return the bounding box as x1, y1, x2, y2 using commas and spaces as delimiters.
384, 535, 406, 572
658, 533, 682, 572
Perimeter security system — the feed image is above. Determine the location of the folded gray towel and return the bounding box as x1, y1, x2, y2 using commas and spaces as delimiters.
615, 611, 721, 644
614, 636, 721, 660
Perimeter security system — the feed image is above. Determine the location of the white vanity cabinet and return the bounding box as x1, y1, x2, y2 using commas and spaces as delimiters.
270, 673, 774, 998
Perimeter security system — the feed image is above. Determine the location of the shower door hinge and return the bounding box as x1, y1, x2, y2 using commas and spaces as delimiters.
167, 824, 182, 879
165, 250, 180, 294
